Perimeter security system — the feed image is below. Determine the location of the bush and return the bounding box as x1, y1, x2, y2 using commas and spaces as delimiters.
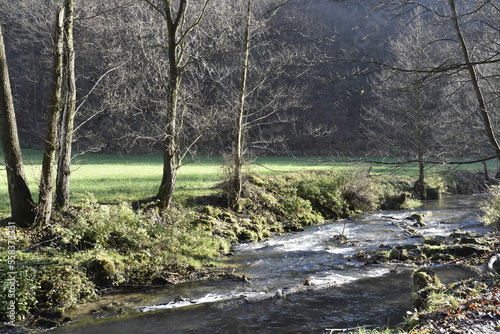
0, 251, 96, 321
296, 175, 347, 219
341, 169, 383, 212
481, 186, 500, 229
446, 170, 488, 194
38, 265, 96, 311
0, 264, 39, 321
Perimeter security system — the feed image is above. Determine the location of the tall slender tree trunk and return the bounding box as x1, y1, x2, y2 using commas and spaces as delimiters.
56, 0, 76, 209
448, 0, 500, 172
155, 0, 186, 210
229, 0, 252, 209
413, 85, 426, 198
0, 25, 35, 228
38, 7, 65, 227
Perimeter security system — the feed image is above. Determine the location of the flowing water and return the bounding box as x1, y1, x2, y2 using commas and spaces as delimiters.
48, 195, 490, 334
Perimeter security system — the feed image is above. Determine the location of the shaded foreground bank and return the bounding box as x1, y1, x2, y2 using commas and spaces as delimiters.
0, 169, 495, 331
45, 196, 500, 333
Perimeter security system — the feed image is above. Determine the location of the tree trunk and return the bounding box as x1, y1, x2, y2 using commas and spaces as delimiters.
38, 7, 65, 227
229, 0, 252, 209
155, 0, 186, 209
56, 0, 76, 209
157, 147, 178, 209
413, 83, 426, 199
0, 25, 35, 228
414, 160, 426, 199
448, 0, 500, 173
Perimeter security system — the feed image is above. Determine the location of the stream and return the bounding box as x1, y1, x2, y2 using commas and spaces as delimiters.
48, 195, 490, 334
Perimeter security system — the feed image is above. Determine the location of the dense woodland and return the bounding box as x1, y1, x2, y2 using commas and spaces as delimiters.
2, 0, 495, 155
0, 0, 499, 225
1, 0, 380, 155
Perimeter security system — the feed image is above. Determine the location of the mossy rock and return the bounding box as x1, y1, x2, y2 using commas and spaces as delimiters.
407, 213, 424, 225
413, 268, 442, 290
82, 256, 123, 287
423, 237, 444, 246
192, 217, 217, 231
382, 192, 411, 210
429, 253, 455, 261
412, 268, 443, 310
389, 247, 410, 261
236, 229, 259, 242
422, 245, 446, 256
447, 244, 490, 257
425, 187, 441, 200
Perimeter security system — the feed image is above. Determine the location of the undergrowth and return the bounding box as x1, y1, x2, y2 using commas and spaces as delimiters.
481, 185, 500, 230
0, 169, 426, 323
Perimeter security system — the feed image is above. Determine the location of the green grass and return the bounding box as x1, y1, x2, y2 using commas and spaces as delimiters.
0, 149, 492, 218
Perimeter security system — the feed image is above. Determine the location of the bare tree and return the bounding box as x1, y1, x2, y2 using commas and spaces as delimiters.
447, 0, 500, 174
363, 8, 451, 197
229, 0, 253, 208
139, 0, 211, 209
0, 24, 35, 227
217, 0, 318, 207
372, 0, 500, 170
37, 7, 66, 226
55, 0, 77, 209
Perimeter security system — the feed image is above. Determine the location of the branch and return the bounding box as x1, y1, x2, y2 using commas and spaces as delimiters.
351, 155, 498, 166
73, 64, 124, 132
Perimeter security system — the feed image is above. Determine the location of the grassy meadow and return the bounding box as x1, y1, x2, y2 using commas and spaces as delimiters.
0, 149, 493, 217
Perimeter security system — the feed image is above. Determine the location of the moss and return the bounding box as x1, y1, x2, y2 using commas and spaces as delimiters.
389, 247, 410, 261
192, 217, 216, 231
82, 253, 125, 287
423, 237, 444, 246
236, 229, 259, 242
412, 268, 444, 310
382, 192, 411, 210
408, 213, 425, 225
200, 205, 222, 217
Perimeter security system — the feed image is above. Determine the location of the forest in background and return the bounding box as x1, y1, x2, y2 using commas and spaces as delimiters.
3, 0, 496, 157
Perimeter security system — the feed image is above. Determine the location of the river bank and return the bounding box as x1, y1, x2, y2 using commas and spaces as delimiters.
45, 195, 496, 333
0, 169, 496, 332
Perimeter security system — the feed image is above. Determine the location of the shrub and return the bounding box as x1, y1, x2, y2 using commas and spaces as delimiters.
0, 264, 39, 321
446, 170, 488, 194
296, 175, 347, 219
38, 265, 96, 311
0, 251, 96, 321
341, 169, 383, 212
481, 186, 500, 229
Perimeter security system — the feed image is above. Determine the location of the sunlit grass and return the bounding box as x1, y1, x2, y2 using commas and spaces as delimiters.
0, 149, 492, 217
